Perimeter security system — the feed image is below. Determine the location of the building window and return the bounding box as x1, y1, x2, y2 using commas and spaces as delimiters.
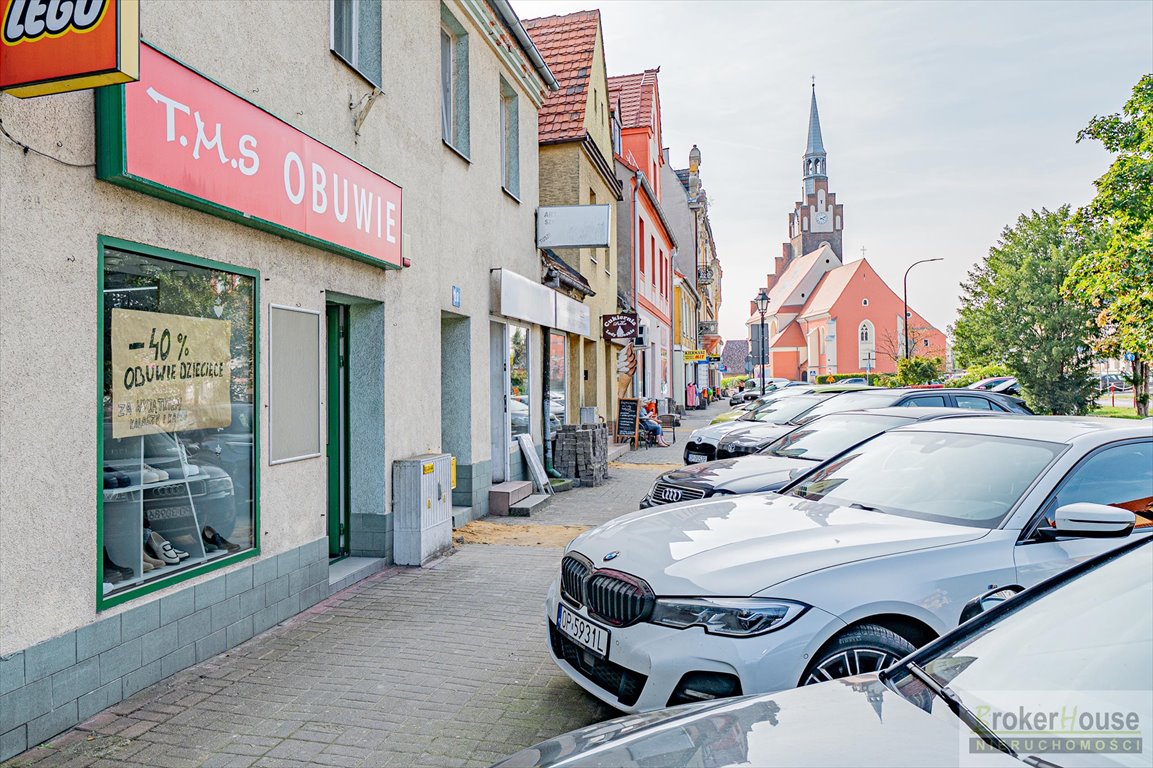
862, 298, 869, 306
858, 320, 876, 370
638, 220, 645, 275
440, 7, 470, 155
331, 0, 382, 87
499, 77, 519, 197
509, 324, 531, 437
100, 241, 258, 609
548, 332, 566, 438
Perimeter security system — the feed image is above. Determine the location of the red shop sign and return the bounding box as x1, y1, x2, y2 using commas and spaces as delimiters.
97, 43, 402, 269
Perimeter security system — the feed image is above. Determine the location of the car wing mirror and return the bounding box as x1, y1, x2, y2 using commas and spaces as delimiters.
1038, 503, 1136, 540
959, 585, 1024, 624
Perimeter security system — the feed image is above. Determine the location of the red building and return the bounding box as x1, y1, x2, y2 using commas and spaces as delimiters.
751, 86, 946, 381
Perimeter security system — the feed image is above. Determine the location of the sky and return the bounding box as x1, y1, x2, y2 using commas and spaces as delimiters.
514, 0, 1153, 342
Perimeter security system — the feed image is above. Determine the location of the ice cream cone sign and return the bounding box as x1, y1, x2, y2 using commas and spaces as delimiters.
617, 344, 637, 398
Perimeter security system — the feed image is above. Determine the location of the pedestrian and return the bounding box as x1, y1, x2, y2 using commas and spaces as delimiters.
640, 399, 670, 447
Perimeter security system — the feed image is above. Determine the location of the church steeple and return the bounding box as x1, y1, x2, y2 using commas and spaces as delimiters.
803, 83, 827, 195
783, 81, 843, 262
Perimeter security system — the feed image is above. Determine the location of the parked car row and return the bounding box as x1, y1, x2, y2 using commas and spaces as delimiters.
541, 411, 1152, 724
499, 534, 1152, 767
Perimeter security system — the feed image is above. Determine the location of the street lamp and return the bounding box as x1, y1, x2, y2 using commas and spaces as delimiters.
754, 288, 771, 391
903, 258, 943, 361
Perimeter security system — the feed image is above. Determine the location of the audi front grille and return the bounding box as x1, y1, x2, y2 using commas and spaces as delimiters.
649, 482, 707, 506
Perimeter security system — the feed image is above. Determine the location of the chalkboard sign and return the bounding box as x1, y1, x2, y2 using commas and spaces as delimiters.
616, 398, 640, 447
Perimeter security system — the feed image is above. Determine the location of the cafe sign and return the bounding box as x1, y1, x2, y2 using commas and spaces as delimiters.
96, 43, 403, 269
602, 312, 638, 341
1, 0, 139, 97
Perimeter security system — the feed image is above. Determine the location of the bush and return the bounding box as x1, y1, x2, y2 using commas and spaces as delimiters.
896, 357, 945, 386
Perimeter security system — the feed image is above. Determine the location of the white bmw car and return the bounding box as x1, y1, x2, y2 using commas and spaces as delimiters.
547, 416, 1152, 713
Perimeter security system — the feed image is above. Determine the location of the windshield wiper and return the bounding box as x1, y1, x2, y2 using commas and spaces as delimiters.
904, 662, 1025, 762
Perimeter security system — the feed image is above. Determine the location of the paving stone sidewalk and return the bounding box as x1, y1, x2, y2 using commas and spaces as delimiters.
3, 402, 731, 768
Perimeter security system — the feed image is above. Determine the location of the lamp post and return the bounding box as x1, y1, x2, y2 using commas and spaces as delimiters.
754, 288, 771, 392
903, 258, 943, 361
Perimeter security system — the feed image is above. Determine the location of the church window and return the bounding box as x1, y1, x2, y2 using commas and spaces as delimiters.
860, 324, 870, 342
858, 320, 876, 370
924, 338, 930, 348
862, 298, 869, 306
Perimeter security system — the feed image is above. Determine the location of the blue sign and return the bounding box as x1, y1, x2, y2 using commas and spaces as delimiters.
451, 285, 461, 308
1124, 352, 1136, 361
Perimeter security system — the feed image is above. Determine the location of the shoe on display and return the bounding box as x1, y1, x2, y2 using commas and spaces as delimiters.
202, 526, 242, 553
143, 465, 169, 483
147, 532, 180, 564
142, 550, 166, 568
103, 468, 129, 488
142, 560, 154, 573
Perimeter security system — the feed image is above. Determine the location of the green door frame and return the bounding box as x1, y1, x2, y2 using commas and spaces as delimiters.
326, 304, 351, 559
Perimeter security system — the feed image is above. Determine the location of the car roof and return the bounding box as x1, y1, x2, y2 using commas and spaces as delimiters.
893, 414, 1152, 444
807, 384, 881, 393
831, 406, 1002, 420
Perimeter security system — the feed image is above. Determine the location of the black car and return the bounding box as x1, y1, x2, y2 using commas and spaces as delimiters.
644, 408, 999, 508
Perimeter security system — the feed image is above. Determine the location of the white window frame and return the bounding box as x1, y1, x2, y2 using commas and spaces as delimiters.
331, 0, 382, 87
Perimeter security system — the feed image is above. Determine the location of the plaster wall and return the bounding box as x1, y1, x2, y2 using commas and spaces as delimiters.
0, 0, 544, 653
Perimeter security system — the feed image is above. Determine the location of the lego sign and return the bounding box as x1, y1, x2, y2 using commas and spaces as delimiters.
0, 0, 138, 97
96, 44, 403, 269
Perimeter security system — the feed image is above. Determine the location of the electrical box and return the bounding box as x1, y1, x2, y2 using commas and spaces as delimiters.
392, 453, 453, 566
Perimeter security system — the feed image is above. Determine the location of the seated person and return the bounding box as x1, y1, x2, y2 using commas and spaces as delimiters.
640, 399, 670, 447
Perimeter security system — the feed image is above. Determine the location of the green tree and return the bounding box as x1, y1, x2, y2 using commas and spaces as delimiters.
1067, 74, 1153, 417
895, 356, 943, 386
951, 207, 1099, 414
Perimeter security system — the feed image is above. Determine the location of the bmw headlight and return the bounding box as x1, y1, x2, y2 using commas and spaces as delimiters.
650, 598, 808, 636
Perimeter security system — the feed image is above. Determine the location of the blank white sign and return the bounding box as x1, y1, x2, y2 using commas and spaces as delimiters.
269, 305, 321, 464
536, 205, 612, 248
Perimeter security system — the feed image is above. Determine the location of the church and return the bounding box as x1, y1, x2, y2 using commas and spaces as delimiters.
747, 86, 947, 381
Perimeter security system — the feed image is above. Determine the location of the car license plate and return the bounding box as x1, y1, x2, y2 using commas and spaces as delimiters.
686, 452, 708, 463
557, 604, 610, 658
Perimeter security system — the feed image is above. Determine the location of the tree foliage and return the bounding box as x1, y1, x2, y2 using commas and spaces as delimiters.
895, 356, 943, 386
951, 207, 1098, 414
1066, 74, 1153, 416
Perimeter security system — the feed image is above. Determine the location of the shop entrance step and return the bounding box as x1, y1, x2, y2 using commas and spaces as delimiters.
489, 481, 533, 516
509, 494, 552, 517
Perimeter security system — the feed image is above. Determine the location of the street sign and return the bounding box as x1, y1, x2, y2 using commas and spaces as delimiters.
1125, 352, 1136, 361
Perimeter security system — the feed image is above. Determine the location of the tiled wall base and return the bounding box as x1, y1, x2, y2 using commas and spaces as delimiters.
450, 460, 491, 522
0, 538, 329, 761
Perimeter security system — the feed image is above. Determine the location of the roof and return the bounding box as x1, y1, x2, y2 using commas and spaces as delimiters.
522, 11, 601, 144
674, 168, 690, 192
720, 339, 749, 372
896, 415, 1152, 444
542, 248, 594, 296
767, 248, 828, 307
805, 85, 826, 157
801, 259, 866, 318
771, 323, 806, 347
607, 69, 659, 130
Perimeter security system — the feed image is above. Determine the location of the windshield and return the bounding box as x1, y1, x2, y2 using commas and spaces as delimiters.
762, 413, 913, 461
790, 390, 902, 422
785, 431, 1063, 528
888, 542, 1152, 768
737, 396, 825, 424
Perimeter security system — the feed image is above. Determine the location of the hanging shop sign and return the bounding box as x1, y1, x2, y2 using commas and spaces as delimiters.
110, 308, 232, 439
95, 43, 403, 269
0, 0, 139, 97
602, 312, 638, 341
683, 349, 706, 363
536, 205, 612, 248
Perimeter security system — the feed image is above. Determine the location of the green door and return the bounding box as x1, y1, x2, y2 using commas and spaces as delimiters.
326, 304, 350, 559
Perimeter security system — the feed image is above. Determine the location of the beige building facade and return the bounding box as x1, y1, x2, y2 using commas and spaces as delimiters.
0, 1, 557, 756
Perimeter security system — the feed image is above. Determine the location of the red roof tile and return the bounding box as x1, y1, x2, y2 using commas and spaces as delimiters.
608, 68, 659, 130
522, 11, 601, 144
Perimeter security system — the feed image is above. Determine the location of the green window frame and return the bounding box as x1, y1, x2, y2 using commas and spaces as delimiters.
97, 236, 261, 611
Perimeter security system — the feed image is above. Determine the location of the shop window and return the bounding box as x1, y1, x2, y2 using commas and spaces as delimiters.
549, 331, 567, 438
440, 5, 470, 155
100, 241, 258, 608
499, 77, 520, 197
331, 0, 382, 87
509, 324, 531, 437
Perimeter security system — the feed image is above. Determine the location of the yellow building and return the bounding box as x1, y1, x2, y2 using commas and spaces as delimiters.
523, 10, 624, 425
